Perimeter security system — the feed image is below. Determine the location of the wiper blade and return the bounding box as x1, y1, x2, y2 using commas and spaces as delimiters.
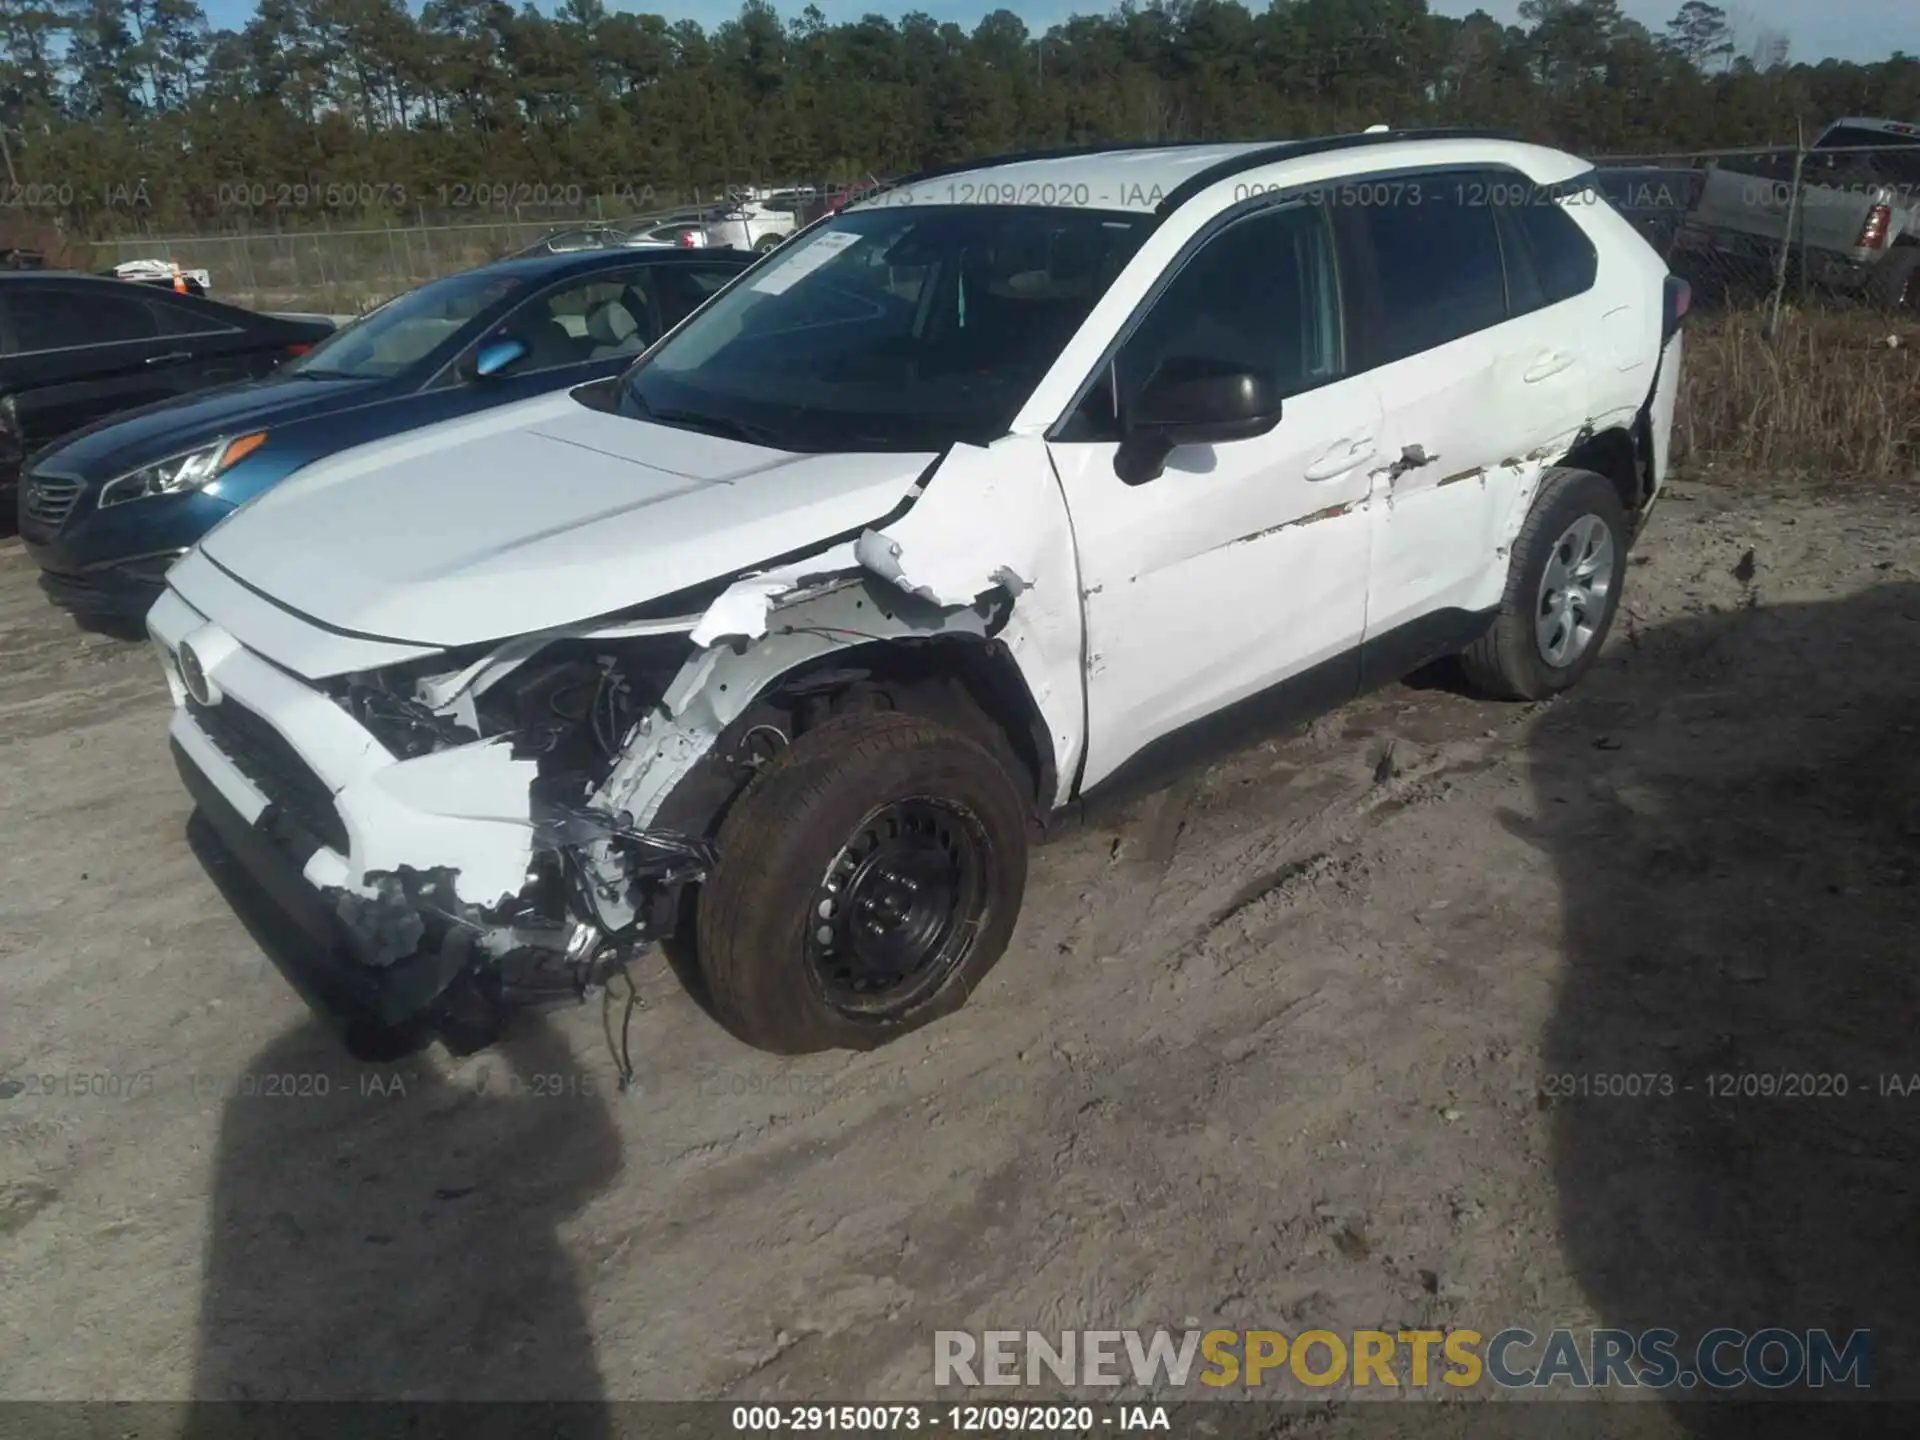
644, 406, 783, 448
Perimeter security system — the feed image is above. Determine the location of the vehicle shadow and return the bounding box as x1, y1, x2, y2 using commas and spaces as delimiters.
178, 818, 625, 1431
66, 609, 149, 642
1528, 582, 1920, 1432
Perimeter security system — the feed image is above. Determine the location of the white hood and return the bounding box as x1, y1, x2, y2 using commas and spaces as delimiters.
197, 390, 938, 649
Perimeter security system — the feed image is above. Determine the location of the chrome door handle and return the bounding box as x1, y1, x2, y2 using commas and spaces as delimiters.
145, 351, 193, 366
1524, 351, 1574, 383
1304, 437, 1376, 481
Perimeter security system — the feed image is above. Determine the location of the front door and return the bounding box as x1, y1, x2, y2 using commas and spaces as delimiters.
1046, 198, 1380, 793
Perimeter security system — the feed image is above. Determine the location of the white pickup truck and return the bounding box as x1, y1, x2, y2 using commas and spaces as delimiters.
1683, 115, 1920, 311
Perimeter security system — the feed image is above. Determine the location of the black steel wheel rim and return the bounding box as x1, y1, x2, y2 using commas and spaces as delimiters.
806, 796, 992, 1017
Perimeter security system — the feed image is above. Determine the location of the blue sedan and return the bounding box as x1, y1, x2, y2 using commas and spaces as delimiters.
18, 245, 752, 622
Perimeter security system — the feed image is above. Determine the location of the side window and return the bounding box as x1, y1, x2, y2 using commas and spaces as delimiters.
148, 297, 240, 337
7, 288, 161, 352
652, 265, 738, 330
1339, 173, 1507, 367
503, 273, 659, 369
1067, 202, 1341, 442
1499, 196, 1598, 310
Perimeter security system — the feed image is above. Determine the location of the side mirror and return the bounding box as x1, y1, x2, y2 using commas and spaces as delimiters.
1115, 356, 1283, 484
473, 337, 529, 379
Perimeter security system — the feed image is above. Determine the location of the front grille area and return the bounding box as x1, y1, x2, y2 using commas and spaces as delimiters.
188, 697, 350, 855
21, 470, 82, 529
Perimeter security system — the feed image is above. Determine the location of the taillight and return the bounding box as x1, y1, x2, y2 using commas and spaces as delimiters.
1856, 203, 1892, 249
1663, 274, 1691, 340
286, 342, 313, 355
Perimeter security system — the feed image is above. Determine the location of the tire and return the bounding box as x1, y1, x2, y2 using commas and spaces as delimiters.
1867, 248, 1920, 314
694, 709, 1030, 1054
754, 232, 784, 253
1459, 467, 1631, 701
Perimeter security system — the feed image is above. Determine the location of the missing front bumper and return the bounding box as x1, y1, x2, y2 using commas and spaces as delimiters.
175, 738, 489, 1041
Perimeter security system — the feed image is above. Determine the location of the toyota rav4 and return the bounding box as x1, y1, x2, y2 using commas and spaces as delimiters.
147, 130, 1687, 1057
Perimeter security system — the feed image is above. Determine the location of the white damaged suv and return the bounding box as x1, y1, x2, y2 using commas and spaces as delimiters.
148, 129, 1687, 1055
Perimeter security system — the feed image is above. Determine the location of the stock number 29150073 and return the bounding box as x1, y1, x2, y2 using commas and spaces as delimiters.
731, 1405, 1102, 1431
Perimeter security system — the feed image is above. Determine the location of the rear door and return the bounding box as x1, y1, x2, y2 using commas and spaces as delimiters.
0, 282, 199, 463
141, 291, 312, 388
1331, 168, 1594, 651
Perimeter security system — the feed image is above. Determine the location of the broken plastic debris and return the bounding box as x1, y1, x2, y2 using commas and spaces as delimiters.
853, 527, 1011, 607
854, 442, 1049, 608
688, 575, 798, 647
688, 542, 863, 648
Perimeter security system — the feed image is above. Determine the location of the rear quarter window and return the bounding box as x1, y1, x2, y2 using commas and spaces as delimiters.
1499, 197, 1599, 311
148, 296, 243, 337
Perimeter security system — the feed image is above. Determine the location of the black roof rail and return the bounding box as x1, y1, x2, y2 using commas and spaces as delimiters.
847, 126, 1526, 214
1155, 126, 1524, 215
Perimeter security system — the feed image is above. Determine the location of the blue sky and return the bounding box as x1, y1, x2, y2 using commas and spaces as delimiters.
197, 0, 1912, 66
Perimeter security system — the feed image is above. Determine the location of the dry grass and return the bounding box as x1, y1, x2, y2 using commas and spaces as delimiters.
1677, 305, 1920, 482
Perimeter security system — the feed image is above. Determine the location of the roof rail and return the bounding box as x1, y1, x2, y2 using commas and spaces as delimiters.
1155, 126, 1523, 215
874, 138, 1245, 197
846, 126, 1526, 215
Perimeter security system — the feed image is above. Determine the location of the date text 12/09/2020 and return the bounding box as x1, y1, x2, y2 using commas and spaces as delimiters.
1537, 1071, 1920, 1099
731, 1406, 1168, 1432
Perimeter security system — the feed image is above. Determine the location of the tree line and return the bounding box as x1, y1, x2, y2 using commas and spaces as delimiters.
0, 0, 1915, 238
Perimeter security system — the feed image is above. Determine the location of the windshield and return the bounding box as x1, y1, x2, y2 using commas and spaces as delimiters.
620, 204, 1153, 451
288, 270, 526, 379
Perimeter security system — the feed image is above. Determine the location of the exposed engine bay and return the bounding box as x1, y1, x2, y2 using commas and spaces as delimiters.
317, 632, 717, 1031
149, 436, 1079, 1063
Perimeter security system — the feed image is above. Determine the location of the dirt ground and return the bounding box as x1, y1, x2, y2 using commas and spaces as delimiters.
3, 471, 1918, 1433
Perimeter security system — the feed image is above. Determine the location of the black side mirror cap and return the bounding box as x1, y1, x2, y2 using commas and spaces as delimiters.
1115, 356, 1283, 484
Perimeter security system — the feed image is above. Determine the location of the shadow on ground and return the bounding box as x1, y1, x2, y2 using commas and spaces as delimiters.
1530, 582, 1920, 1432
177, 823, 626, 1433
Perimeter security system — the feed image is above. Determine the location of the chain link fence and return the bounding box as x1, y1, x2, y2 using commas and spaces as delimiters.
1593, 138, 1920, 330
1590, 142, 1920, 484
93, 213, 652, 313
86, 143, 1920, 327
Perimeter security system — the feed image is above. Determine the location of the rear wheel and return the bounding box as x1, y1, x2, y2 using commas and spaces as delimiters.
1459, 467, 1630, 701
754, 231, 785, 253
695, 709, 1029, 1053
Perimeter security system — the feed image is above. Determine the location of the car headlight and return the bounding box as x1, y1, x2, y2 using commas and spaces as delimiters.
99, 432, 269, 508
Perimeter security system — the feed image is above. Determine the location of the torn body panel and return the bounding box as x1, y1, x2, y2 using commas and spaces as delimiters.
850, 439, 1085, 807
1644, 331, 1683, 510
602, 437, 1088, 824
151, 583, 715, 1030
152, 436, 1088, 1043
596, 576, 1003, 835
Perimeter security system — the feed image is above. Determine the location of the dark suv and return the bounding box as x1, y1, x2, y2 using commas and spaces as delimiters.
1, 273, 333, 525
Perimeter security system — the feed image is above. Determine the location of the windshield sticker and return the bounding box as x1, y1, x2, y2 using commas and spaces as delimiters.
752, 230, 863, 295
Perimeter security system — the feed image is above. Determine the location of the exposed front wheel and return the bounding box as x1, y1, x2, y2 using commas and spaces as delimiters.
1459, 467, 1630, 701
754, 232, 785, 253
694, 709, 1030, 1053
